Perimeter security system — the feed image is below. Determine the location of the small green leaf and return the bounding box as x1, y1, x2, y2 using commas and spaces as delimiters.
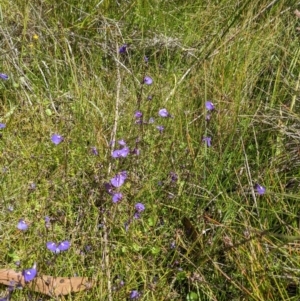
186, 291, 199, 301
147, 217, 155, 227
150, 246, 160, 255
176, 271, 187, 281
132, 243, 141, 252
45, 108, 52, 116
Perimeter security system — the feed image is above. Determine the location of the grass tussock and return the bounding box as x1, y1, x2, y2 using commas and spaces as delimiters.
1, 0, 300, 300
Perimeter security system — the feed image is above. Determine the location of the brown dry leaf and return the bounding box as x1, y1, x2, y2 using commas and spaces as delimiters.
0, 269, 95, 296
294, 9, 300, 18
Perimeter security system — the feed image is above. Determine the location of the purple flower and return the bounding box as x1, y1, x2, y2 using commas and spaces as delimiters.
170, 172, 178, 182
132, 148, 140, 156
104, 182, 114, 195
112, 192, 123, 203
202, 137, 211, 147
0, 123, 6, 129
170, 241, 176, 249
110, 171, 127, 188
118, 139, 126, 146
133, 212, 141, 219
156, 125, 164, 133
119, 44, 127, 54
45, 216, 51, 228
46, 240, 70, 253
0, 295, 9, 301
134, 111, 143, 118
158, 108, 170, 117
51, 134, 63, 145
135, 203, 145, 213
255, 184, 266, 195
143, 76, 153, 85
144, 56, 149, 63
147, 95, 153, 101
91, 147, 98, 155
22, 263, 37, 282
130, 290, 140, 299
205, 101, 215, 111
0, 73, 9, 80
112, 147, 130, 158
124, 221, 130, 231
149, 117, 155, 124
17, 219, 28, 231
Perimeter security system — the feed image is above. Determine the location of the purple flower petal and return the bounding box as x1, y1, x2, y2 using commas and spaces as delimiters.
156, 125, 164, 133
170, 172, 178, 182
0, 73, 9, 80
51, 134, 63, 145
148, 117, 155, 124
134, 111, 143, 118
91, 146, 98, 155
205, 101, 215, 111
143, 76, 153, 85
0, 123, 6, 129
158, 108, 170, 118
104, 182, 114, 195
133, 212, 141, 219
112, 192, 123, 203
17, 219, 28, 231
202, 137, 211, 147
118, 139, 126, 146
112, 147, 130, 158
119, 44, 127, 54
256, 184, 266, 195
57, 240, 70, 251
135, 203, 145, 213
132, 148, 140, 155
47, 240, 70, 253
130, 290, 140, 299
22, 263, 37, 282
46, 242, 57, 252
110, 171, 127, 188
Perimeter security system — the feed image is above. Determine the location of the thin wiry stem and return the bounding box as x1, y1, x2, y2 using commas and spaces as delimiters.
101, 34, 122, 301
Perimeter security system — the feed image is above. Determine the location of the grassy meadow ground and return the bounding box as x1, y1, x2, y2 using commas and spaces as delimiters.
1, 0, 300, 300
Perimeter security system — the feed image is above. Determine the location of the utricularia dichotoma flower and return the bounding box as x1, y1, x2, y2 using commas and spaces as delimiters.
119, 44, 127, 54
202, 137, 211, 147
112, 192, 123, 203
205, 101, 215, 111
130, 290, 140, 299
46, 241, 70, 253
143, 76, 153, 85
51, 134, 63, 145
110, 171, 127, 188
255, 184, 266, 195
0, 73, 9, 80
156, 125, 164, 133
134, 203, 145, 219
158, 108, 171, 118
112, 147, 130, 158
17, 219, 28, 231
22, 263, 37, 282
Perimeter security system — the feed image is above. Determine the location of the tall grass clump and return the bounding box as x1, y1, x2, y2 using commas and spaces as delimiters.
0, 0, 300, 300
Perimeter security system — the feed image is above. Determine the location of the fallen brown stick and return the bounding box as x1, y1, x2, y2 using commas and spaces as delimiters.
0, 269, 95, 297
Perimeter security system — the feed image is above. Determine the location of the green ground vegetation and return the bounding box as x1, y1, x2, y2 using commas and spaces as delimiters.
1, 0, 300, 300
